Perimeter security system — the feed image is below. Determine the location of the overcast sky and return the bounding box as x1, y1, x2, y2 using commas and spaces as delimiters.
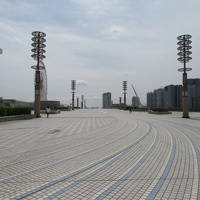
0, 0, 200, 106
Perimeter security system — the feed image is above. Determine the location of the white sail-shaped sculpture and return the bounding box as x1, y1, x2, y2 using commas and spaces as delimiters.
39, 61, 47, 101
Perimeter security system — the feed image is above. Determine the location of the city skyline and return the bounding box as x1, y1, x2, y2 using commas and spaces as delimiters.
0, 0, 200, 106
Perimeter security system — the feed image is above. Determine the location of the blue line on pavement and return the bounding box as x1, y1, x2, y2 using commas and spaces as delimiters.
146, 134, 176, 200
11, 123, 151, 200
1, 123, 137, 183
44, 125, 156, 200
0, 121, 125, 169
190, 143, 200, 200
96, 130, 159, 200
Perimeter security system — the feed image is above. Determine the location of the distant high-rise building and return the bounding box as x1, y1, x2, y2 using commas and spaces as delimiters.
102, 92, 112, 108
147, 85, 182, 110
163, 85, 182, 109
164, 85, 175, 109
176, 85, 182, 110
155, 88, 164, 108
147, 79, 200, 111
147, 92, 153, 108
187, 79, 200, 110
132, 96, 140, 107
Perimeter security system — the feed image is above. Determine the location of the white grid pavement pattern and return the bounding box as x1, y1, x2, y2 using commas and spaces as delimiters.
0, 109, 199, 199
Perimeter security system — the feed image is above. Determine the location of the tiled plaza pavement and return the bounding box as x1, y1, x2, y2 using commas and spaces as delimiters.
0, 109, 200, 200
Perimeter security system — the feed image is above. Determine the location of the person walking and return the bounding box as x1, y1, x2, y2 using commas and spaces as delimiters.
46, 106, 51, 118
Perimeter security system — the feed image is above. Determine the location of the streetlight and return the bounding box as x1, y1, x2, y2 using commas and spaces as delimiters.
31, 31, 46, 118
119, 97, 122, 109
177, 34, 192, 118
71, 80, 76, 110
77, 97, 79, 108
81, 95, 84, 109
122, 81, 127, 106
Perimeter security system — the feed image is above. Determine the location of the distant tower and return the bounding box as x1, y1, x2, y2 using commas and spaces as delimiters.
122, 81, 127, 105
71, 80, 76, 110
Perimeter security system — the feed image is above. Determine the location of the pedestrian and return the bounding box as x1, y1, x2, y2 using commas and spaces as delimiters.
46, 106, 51, 118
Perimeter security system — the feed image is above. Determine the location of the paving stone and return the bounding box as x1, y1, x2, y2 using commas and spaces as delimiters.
0, 110, 199, 199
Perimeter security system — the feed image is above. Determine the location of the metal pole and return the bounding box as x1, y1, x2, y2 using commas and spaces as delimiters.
31, 31, 46, 118
182, 60, 189, 118
122, 81, 127, 106
177, 34, 192, 118
124, 93, 126, 105
71, 80, 76, 110
72, 92, 75, 110
35, 69, 41, 117
77, 97, 79, 108
81, 95, 84, 109
119, 97, 122, 109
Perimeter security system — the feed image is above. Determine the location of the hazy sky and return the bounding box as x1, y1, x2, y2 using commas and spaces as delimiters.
0, 0, 200, 106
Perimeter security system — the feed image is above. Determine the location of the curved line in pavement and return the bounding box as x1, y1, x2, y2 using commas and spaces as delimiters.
173, 125, 200, 200
0, 121, 129, 168
137, 116, 199, 199
11, 122, 152, 200
193, 144, 200, 200
95, 128, 159, 200
1, 120, 139, 183
146, 134, 176, 200
0, 117, 117, 159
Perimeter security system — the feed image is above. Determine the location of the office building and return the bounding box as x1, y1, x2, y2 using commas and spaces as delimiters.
132, 96, 140, 107
155, 88, 164, 108
147, 79, 200, 111
102, 92, 112, 108
187, 79, 200, 110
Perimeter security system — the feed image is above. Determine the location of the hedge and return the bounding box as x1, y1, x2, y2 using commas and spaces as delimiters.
0, 106, 31, 117
151, 108, 169, 112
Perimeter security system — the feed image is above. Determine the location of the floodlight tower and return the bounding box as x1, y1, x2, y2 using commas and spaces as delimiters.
71, 80, 76, 110
31, 31, 46, 118
177, 34, 192, 118
122, 81, 127, 106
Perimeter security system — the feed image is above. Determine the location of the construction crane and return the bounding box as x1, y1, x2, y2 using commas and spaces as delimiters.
131, 84, 142, 107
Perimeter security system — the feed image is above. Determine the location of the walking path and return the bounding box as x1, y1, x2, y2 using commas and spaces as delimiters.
0, 109, 199, 199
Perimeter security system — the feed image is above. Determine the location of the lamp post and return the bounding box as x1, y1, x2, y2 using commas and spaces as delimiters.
122, 81, 127, 106
81, 95, 84, 109
77, 97, 79, 108
31, 31, 46, 118
71, 80, 76, 110
177, 34, 192, 118
119, 97, 122, 109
